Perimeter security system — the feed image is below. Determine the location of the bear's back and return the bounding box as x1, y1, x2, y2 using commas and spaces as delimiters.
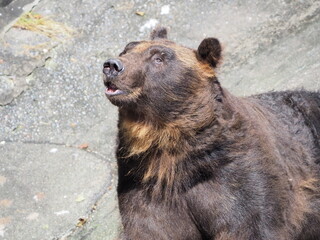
250, 90, 320, 167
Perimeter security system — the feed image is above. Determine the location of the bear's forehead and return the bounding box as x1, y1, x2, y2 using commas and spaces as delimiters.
129, 40, 190, 55
121, 40, 216, 78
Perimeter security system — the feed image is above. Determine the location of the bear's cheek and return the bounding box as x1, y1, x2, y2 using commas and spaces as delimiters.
127, 70, 145, 89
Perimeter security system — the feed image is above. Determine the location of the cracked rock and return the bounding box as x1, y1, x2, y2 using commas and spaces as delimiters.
0, 76, 14, 105
0, 75, 28, 106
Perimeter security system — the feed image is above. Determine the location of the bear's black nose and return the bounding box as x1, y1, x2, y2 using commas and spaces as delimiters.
103, 59, 124, 77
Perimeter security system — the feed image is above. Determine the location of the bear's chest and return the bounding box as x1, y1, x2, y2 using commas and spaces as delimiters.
118, 188, 205, 240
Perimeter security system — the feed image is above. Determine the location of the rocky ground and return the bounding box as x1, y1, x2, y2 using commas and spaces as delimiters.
0, 0, 319, 239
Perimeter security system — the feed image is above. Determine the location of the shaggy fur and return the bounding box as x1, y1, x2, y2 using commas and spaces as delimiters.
103, 27, 320, 240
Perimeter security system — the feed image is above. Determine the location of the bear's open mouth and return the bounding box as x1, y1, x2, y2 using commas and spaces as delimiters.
105, 82, 125, 96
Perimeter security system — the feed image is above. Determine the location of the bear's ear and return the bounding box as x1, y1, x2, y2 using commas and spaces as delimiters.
150, 27, 168, 40
197, 38, 222, 68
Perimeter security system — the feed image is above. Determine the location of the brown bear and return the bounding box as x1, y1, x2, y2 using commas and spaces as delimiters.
103, 27, 320, 240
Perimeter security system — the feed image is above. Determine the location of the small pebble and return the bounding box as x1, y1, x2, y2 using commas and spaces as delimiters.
160, 5, 170, 15
50, 148, 58, 153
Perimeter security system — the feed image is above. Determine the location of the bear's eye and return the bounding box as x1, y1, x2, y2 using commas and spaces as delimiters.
154, 57, 163, 64
152, 52, 165, 64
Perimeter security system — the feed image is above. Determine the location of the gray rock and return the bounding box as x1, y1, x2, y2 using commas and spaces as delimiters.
0, 76, 14, 105
0, 0, 41, 35
0, 142, 114, 240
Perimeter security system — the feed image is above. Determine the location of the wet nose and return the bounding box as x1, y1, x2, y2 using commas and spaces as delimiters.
103, 59, 124, 76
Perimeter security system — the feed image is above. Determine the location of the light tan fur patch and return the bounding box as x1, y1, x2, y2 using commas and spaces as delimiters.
121, 119, 182, 157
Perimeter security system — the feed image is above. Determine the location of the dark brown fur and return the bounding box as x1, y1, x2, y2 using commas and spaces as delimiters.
103, 28, 320, 240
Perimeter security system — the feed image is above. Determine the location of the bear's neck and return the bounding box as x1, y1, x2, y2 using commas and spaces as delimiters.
116, 88, 250, 188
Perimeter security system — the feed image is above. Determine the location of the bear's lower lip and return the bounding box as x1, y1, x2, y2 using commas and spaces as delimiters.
105, 88, 125, 96
105, 82, 125, 96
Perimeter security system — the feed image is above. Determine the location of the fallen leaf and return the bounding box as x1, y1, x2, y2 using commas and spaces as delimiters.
0, 227, 4, 237
91, 204, 97, 211
76, 195, 85, 203
0, 176, 7, 186
26, 212, 39, 221
33, 192, 45, 202
42, 224, 49, 229
0, 217, 11, 225
76, 218, 87, 227
12, 125, 24, 131
135, 11, 145, 16
54, 210, 70, 216
78, 143, 89, 150
0, 217, 11, 236
0, 199, 13, 208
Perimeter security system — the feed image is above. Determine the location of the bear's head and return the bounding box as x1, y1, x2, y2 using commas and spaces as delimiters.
103, 27, 223, 124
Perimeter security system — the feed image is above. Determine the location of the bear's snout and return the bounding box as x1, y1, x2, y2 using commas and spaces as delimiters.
103, 58, 124, 77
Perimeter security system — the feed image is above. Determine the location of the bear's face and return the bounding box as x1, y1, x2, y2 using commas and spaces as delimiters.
103, 27, 222, 121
